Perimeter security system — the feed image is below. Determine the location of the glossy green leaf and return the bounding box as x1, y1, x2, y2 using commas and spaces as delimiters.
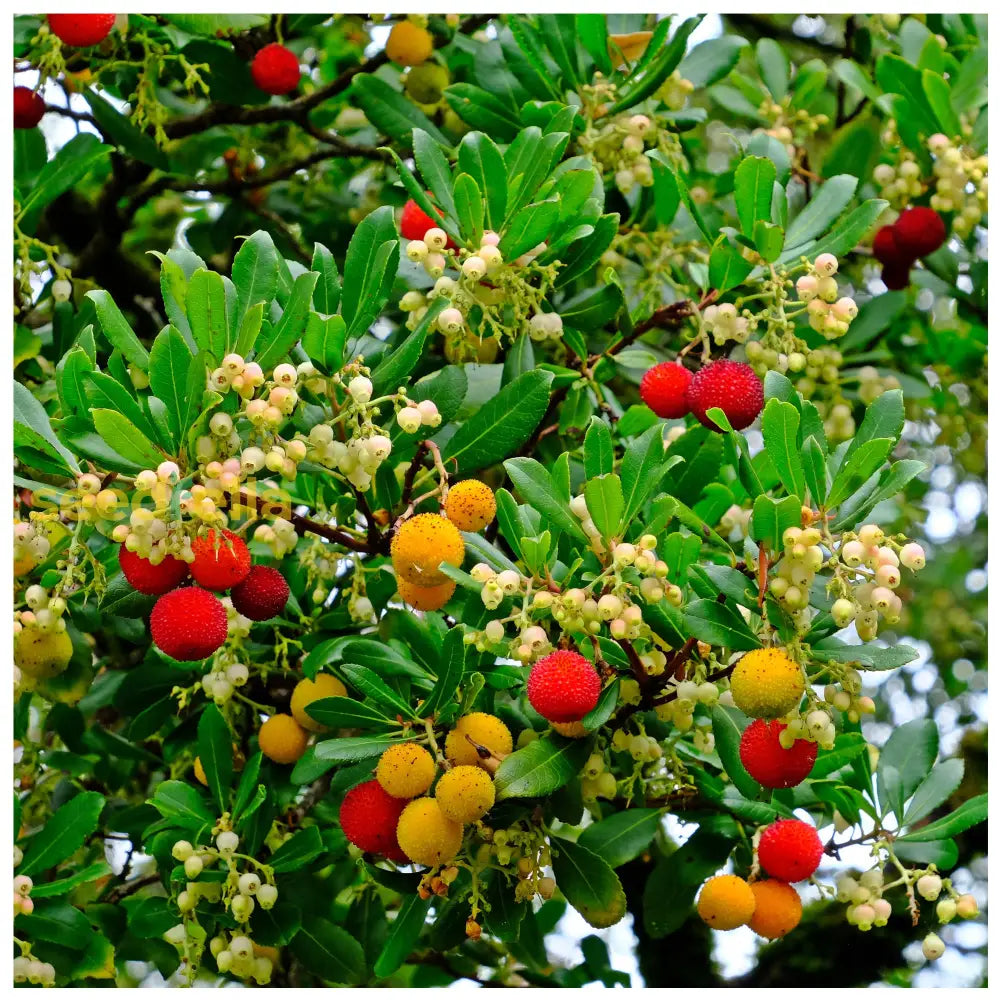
551, 837, 627, 929
494, 734, 593, 801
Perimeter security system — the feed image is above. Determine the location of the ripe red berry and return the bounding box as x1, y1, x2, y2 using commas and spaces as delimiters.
190, 529, 251, 592
871, 225, 912, 268
739, 720, 817, 789
118, 545, 189, 596
400, 195, 455, 247
894, 206, 947, 259
757, 819, 824, 882
47, 14, 116, 47
150, 587, 228, 661
230, 565, 289, 622
881, 261, 911, 291
527, 650, 602, 724
13, 87, 45, 129
685, 359, 764, 432
339, 779, 409, 862
250, 43, 301, 96
640, 362, 693, 419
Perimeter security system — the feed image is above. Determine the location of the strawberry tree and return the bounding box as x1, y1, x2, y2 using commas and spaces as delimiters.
13, 12, 987, 989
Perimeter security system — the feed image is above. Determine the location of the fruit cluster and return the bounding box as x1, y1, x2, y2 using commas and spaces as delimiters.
639, 359, 765, 433
696, 818, 823, 939
872, 207, 947, 290
927, 133, 988, 238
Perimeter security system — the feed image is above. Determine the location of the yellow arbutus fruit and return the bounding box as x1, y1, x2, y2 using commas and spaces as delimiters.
385, 20, 434, 67
396, 798, 464, 866
729, 648, 805, 719
697, 875, 756, 930
14, 625, 73, 680
258, 714, 309, 765
444, 480, 497, 533
375, 743, 437, 799
397, 577, 456, 612
390, 513, 464, 587
444, 713, 513, 767
608, 31, 653, 68
435, 765, 495, 823
291, 674, 347, 733
748, 880, 803, 939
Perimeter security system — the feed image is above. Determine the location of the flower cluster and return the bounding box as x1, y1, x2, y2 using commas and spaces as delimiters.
927, 133, 988, 238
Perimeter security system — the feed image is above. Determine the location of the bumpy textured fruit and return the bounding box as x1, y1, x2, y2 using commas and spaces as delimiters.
894, 206, 947, 258
445, 713, 513, 767
527, 650, 602, 723
739, 719, 817, 789
250, 43, 301, 95
258, 713, 309, 765
376, 743, 437, 799
390, 513, 465, 586
435, 765, 495, 822
291, 673, 347, 732
47, 14, 116, 46
872, 225, 911, 268
640, 362, 693, 419
444, 480, 496, 532
748, 879, 802, 939
396, 798, 464, 866
14, 87, 45, 129
230, 565, 289, 621
552, 721, 588, 738
404, 62, 449, 105
385, 20, 434, 67
190, 529, 251, 591
729, 648, 805, 719
397, 577, 456, 611
14, 625, 73, 679
697, 875, 756, 930
685, 359, 765, 432
340, 779, 408, 861
150, 587, 228, 661
758, 819, 824, 882
119, 545, 189, 595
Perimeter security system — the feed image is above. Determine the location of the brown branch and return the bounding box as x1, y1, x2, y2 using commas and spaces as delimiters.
401, 441, 431, 510
618, 638, 652, 695
103, 872, 161, 903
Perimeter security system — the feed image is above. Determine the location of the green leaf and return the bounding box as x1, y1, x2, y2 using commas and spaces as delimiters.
756, 38, 790, 100
445, 83, 521, 141
149, 780, 215, 832
413, 128, 457, 219
577, 14, 613, 75
783, 198, 888, 265
761, 398, 805, 501
148, 326, 193, 444
164, 13, 268, 35
845, 388, 905, 461
583, 678, 620, 732
684, 599, 762, 651
372, 894, 432, 978
709, 237, 753, 293
551, 837, 627, 929
584, 417, 614, 479
314, 735, 407, 763
809, 732, 867, 779
56, 345, 95, 419
232, 752, 264, 823
620, 423, 667, 525
19, 791, 104, 877
831, 459, 926, 531
185, 268, 228, 361
734, 156, 777, 236
577, 808, 662, 868
877, 718, 939, 812
832, 58, 882, 101
269, 825, 325, 874
442, 368, 553, 474
494, 735, 593, 801
310, 242, 342, 315
301, 313, 347, 375
786, 175, 859, 249
14, 382, 81, 473
895, 793, 987, 843
255, 271, 319, 370
584, 473, 625, 539
753, 219, 784, 262
371, 296, 447, 397
351, 73, 449, 146
291, 917, 365, 985
679, 35, 748, 88
811, 639, 919, 671
28, 861, 112, 899
826, 437, 893, 509
499, 199, 561, 260
893, 838, 959, 869
749, 494, 801, 549
92, 409, 164, 469
305, 696, 393, 731
83, 87, 168, 170
453, 172, 485, 247
417, 628, 465, 718
902, 758, 965, 828
85, 289, 150, 369
876, 53, 940, 134
504, 457, 587, 542
17, 133, 112, 227
802, 435, 828, 506
231, 231, 279, 320
457, 133, 507, 231
711, 705, 762, 799
339, 664, 418, 720
341, 205, 399, 342
197, 704, 232, 815
83, 371, 158, 445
